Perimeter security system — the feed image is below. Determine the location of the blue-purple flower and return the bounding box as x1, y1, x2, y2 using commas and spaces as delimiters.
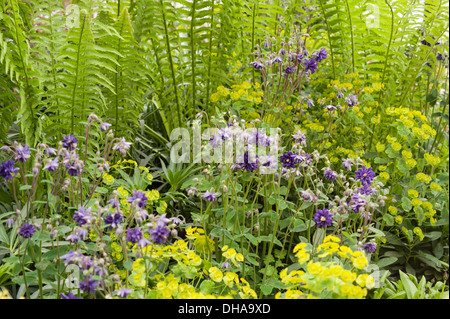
18, 222, 36, 238
312, 47, 328, 62
44, 157, 59, 172
303, 58, 318, 74
16, 144, 31, 162
73, 207, 92, 226
113, 138, 131, 156
313, 209, 333, 228
237, 151, 259, 172
79, 275, 98, 294
0, 160, 19, 182
325, 104, 337, 111
345, 94, 358, 107
62, 134, 78, 150
149, 223, 170, 244
362, 242, 377, 254
104, 212, 123, 228
437, 52, 444, 61
324, 169, 337, 181
60, 292, 83, 299
342, 158, 353, 171
127, 190, 148, 209
114, 288, 134, 298
202, 191, 219, 202
250, 61, 264, 70
350, 193, 366, 213
126, 228, 143, 244
280, 151, 297, 169
355, 165, 375, 186
283, 65, 296, 75
100, 122, 112, 132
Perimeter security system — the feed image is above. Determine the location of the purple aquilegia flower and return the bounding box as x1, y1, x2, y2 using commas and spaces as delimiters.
126, 228, 143, 244
202, 191, 219, 202
18, 222, 36, 238
62, 134, 78, 151
306, 99, 314, 108
114, 288, 134, 298
45, 147, 57, 156
342, 158, 353, 171
358, 184, 375, 195
355, 165, 375, 186
312, 47, 328, 62
149, 223, 170, 244
250, 61, 263, 70
362, 242, 377, 254
113, 138, 131, 156
303, 58, 318, 74
437, 53, 444, 61
220, 261, 231, 269
324, 169, 337, 181
237, 151, 259, 172
108, 197, 120, 209
100, 122, 112, 132
345, 94, 358, 107
0, 160, 19, 182
79, 275, 98, 294
6, 218, 14, 228
60, 292, 83, 299
325, 104, 337, 111
313, 209, 333, 228
15, 144, 31, 162
283, 65, 296, 75
127, 190, 148, 209
272, 56, 283, 64
292, 130, 306, 146
350, 193, 366, 213
44, 157, 59, 172
279, 48, 286, 56
104, 212, 123, 228
421, 39, 432, 47
73, 207, 91, 226
66, 234, 79, 243
280, 151, 297, 169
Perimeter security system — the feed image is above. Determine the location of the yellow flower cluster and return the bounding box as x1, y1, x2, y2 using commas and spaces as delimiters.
124, 239, 256, 299
276, 236, 373, 299
222, 245, 245, 267
211, 82, 263, 104
110, 241, 124, 262
186, 227, 215, 255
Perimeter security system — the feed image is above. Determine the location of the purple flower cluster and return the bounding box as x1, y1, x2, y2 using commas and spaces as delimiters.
324, 169, 338, 181
62, 134, 78, 151
355, 165, 375, 186
127, 190, 148, 208
104, 212, 123, 228
148, 214, 171, 244
202, 191, 219, 202
312, 47, 328, 62
303, 58, 318, 74
18, 222, 36, 238
15, 144, 31, 162
0, 160, 19, 182
280, 151, 297, 169
73, 207, 92, 226
313, 209, 333, 228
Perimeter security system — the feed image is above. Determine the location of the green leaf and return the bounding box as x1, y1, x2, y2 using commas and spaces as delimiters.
401, 197, 412, 212
377, 257, 398, 269
399, 270, 418, 299
260, 284, 273, 296
199, 280, 216, 295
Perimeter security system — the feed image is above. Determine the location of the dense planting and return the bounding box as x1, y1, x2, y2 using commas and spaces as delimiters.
0, 0, 448, 300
